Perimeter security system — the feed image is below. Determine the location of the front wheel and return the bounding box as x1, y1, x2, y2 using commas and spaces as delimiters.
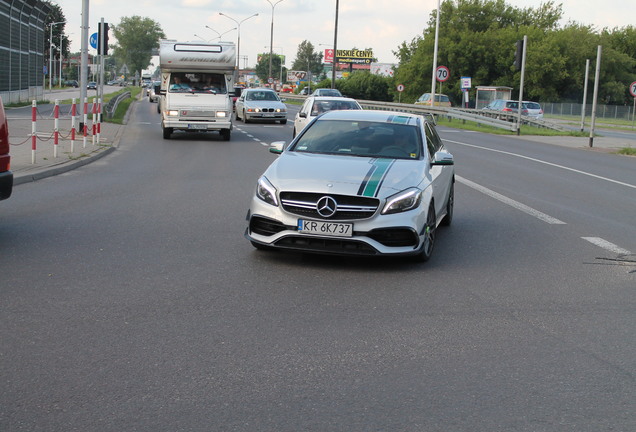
220, 129, 231, 141
414, 205, 436, 262
162, 127, 173, 139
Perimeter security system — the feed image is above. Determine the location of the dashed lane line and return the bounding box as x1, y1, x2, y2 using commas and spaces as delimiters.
581, 237, 632, 255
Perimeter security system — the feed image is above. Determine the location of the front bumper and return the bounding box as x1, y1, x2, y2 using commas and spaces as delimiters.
245, 195, 429, 257
245, 112, 286, 122
163, 118, 232, 131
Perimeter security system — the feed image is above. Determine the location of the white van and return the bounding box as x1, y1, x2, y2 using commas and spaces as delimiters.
159, 40, 236, 141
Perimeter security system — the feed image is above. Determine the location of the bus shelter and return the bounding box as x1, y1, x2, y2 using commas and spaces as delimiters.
476, 86, 512, 109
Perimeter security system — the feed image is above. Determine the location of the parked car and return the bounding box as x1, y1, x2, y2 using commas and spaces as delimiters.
87, 81, 97, 90
522, 101, 544, 119
311, 88, 343, 97
245, 109, 455, 261
0, 96, 13, 202
414, 93, 451, 107
235, 88, 287, 124
483, 99, 536, 119
293, 96, 362, 137
64, 80, 79, 88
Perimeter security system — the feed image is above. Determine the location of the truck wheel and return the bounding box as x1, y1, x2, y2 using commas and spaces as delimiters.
220, 129, 231, 141
162, 127, 173, 139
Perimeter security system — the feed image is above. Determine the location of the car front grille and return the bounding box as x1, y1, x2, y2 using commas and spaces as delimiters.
280, 192, 379, 220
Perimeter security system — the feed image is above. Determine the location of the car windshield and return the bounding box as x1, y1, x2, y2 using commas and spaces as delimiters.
246, 91, 279, 101
169, 72, 227, 94
291, 119, 422, 160
310, 100, 360, 116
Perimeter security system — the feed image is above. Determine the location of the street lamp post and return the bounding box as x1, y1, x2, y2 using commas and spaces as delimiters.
205, 25, 237, 41
266, 0, 284, 82
331, 0, 339, 88
48, 21, 64, 92
219, 12, 259, 83
265, 45, 284, 87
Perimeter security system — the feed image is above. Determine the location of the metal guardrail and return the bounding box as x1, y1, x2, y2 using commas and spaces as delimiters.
104, 91, 131, 119
282, 93, 566, 132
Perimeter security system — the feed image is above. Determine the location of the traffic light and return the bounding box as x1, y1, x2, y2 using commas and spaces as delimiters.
513, 39, 523, 71
98, 22, 109, 55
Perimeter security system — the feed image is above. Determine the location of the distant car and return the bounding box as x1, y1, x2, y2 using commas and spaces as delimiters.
522, 101, 544, 119
414, 93, 451, 107
232, 86, 245, 112
148, 81, 161, 103
64, 80, 78, 88
293, 96, 362, 137
87, 81, 97, 90
483, 99, 526, 118
245, 109, 455, 261
299, 87, 310, 96
311, 88, 343, 97
0, 96, 12, 202
281, 85, 294, 93
235, 88, 287, 124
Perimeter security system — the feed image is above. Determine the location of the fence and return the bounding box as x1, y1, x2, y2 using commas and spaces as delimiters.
542, 102, 634, 120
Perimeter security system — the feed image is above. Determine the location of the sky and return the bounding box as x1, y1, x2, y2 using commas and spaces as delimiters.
54, 0, 633, 71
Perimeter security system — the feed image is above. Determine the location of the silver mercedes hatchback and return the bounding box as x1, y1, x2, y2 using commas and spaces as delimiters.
245, 110, 454, 261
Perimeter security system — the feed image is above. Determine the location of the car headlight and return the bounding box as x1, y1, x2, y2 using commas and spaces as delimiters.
216, 111, 227, 118
167, 110, 179, 116
275, 108, 286, 113
256, 176, 278, 206
382, 187, 422, 215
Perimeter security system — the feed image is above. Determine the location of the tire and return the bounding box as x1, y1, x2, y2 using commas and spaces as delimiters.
292, 128, 296, 139
440, 182, 454, 226
162, 127, 172, 139
220, 129, 231, 141
414, 205, 436, 262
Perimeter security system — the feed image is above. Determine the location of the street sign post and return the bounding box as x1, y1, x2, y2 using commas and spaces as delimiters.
630, 81, 636, 128
397, 84, 405, 103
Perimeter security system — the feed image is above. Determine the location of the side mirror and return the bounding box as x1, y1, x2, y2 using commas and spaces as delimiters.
299, 112, 307, 118
269, 141, 285, 155
431, 151, 454, 166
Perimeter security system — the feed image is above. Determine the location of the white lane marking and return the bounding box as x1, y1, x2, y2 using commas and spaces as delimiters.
457, 175, 567, 225
445, 139, 636, 191
582, 237, 632, 255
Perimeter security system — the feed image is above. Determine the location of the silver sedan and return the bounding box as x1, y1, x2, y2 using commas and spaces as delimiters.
235, 88, 287, 124
245, 110, 455, 261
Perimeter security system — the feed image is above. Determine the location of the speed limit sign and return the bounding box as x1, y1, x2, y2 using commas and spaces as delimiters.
630, 81, 636, 97
397, 84, 405, 92
436, 66, 450, 82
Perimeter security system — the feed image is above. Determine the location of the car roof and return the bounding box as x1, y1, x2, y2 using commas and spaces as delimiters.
317, 109, 423, 125
309, 96, 359, 103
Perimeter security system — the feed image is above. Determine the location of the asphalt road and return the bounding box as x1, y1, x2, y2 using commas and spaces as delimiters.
1, 99, 635, 431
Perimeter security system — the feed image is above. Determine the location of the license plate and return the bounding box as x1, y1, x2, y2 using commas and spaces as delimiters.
188, 124, 207, 130
298, 219, 353, 237
263, 113, 275, 117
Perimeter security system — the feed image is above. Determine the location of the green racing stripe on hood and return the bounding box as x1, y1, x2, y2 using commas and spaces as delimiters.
358, 158, 395, 197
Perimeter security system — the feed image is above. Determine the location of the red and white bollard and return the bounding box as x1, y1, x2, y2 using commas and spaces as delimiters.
92, 98, 97, 146
54, 99, 59, 158
31, 100, 37, 164
71, 98, 77, 153
97, 98, 102, 144
83, 97, 88, 148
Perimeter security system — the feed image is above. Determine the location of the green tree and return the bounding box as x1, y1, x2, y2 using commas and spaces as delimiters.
111, 16, 165, 78
255, 54, 287, 85
291, 41, 323, 76
340, 72, 391, 101
43, 2, 70, 72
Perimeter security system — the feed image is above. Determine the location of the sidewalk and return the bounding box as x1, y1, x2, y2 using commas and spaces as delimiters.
7, 88, 129, 185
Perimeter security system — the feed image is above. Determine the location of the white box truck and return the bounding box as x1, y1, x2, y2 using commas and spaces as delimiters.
159, 40, 236, 141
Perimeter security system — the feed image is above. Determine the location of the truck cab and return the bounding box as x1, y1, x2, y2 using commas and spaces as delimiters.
159, 40, 236, 141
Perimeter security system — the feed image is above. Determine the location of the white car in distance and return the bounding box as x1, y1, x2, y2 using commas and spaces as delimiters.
293, 96, 362, 138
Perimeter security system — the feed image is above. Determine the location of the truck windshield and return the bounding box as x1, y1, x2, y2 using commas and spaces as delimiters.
169, 72, 227, 94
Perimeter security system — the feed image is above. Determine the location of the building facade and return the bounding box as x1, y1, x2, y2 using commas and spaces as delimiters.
0, 0, 50, 103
